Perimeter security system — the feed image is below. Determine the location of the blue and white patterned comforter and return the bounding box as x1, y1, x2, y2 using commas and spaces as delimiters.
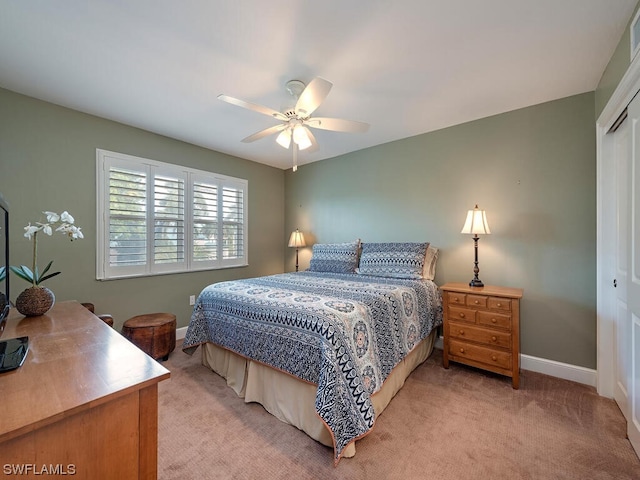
182, 271, 442, 461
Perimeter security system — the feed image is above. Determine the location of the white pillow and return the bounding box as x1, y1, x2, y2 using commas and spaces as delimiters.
422, 245, 439, 280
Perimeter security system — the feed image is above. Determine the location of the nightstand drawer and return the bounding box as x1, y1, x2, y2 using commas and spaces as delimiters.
466, 294, 487, 308
449, 339, 512, 370
477, 311, 512, 330
448, 321, 511, 348
447, 292, 466, 306
449, 306, 476, 323
488, 297, 511, 311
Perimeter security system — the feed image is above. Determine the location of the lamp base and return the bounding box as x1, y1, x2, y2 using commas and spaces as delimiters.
469, 278, 484, 288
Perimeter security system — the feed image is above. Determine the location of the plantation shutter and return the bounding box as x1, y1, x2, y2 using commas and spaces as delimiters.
97, 149, 248, 280
153, 173, 186, 272
107, 166, 148, 274
193, 180, 218, 262
222, 185, 244, 261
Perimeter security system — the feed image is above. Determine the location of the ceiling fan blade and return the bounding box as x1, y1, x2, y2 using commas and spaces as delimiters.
306, 117, 370, 133
241, 124, 287, 143
218, 94, 288, 121
295, 77, 333, 117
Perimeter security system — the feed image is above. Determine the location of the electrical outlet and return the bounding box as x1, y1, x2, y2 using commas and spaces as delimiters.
189, 295, 196, 306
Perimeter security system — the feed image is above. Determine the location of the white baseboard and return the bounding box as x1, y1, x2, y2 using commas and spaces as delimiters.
177, 326, 188, 341
434, 336, 596, 387
520, 353, 597, 387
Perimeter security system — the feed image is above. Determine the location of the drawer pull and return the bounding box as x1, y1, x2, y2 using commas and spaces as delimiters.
497, 303, 502, 307
454, 297, 459, 302
491, 336, 497, 342
459, 348, 465, 354
491, 318, 497, 323
474, 300, 479, 304
459, 330, 465, 335
492, 355, 497, 361
459, 313, 465, 318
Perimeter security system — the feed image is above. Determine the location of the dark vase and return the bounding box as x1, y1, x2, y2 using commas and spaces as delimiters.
15, 286, 55, 316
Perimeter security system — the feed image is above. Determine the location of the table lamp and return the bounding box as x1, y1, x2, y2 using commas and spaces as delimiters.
288, 229, 306, 272
461, 205, 491, 287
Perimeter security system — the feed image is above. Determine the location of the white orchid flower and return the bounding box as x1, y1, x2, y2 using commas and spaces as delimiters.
69, 226, 84, 240
74, 226, 84, 239
44, 211, 60, 223
56, 223, 83, 240
60, 211, 74, 224
15, 210, 84, 288
23, 223, 39, 239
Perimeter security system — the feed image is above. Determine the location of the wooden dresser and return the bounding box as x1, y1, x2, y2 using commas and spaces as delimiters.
0, 301, 170, 479
440, 283, 523, 389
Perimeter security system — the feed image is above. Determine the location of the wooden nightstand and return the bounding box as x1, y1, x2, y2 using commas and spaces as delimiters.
440, 282, 523, 389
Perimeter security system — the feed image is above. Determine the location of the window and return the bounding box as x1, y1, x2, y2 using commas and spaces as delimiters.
96, 149, 247, 280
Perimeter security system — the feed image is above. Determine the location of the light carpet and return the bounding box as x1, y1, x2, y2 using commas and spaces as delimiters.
158, 346, 640, 479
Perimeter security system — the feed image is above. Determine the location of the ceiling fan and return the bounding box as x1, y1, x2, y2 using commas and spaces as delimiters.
218, 77, 369, 171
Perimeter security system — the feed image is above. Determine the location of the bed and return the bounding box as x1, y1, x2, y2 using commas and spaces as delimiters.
182, 241, 442, 463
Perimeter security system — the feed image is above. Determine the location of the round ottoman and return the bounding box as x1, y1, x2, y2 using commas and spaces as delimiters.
121, 312, 176, 361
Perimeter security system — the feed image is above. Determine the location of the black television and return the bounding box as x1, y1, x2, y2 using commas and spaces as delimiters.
0, 194, 28, 373
0, 193, 8, 324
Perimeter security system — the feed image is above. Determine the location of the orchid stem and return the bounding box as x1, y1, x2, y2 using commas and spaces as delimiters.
32, 231, 37, 287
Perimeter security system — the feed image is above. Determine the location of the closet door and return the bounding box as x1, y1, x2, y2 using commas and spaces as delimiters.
613, 117, 630, 420
627, 93, 640, 454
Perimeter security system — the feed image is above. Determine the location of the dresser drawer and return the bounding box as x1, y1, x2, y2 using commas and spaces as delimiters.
477, 311, 512, 330
448, 321, 511, 348
447, 292, 466, 306
466, 294, 487, 308
488, 297, 511, 311
449, 306, 476, 323
449, 339, 512, 370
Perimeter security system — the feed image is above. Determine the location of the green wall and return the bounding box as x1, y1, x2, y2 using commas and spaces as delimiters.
285, 92, 597, 368
0, 88, 285, 330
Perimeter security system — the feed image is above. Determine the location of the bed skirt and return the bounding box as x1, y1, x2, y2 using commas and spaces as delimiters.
201, 329, 437, 459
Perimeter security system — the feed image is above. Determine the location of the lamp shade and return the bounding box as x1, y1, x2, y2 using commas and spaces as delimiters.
276, 128, 292, 149
461, 205, 491, 235
288, 229, 306, 248
293, 125, 312, 150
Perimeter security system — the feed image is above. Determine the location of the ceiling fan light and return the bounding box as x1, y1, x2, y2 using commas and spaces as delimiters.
293, 125, 312, 150
276, 128, 292, 149
296, 137, 312, 151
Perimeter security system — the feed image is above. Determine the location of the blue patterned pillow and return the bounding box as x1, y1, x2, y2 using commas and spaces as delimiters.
357, 242, 429, 279
309, 241, 360, 273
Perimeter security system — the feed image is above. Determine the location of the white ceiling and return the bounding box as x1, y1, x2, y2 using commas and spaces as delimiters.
0, 0, 637, 170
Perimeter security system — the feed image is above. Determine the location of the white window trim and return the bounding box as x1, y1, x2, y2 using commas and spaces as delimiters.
96, 149, 248, 280
632, 7, 640, 62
